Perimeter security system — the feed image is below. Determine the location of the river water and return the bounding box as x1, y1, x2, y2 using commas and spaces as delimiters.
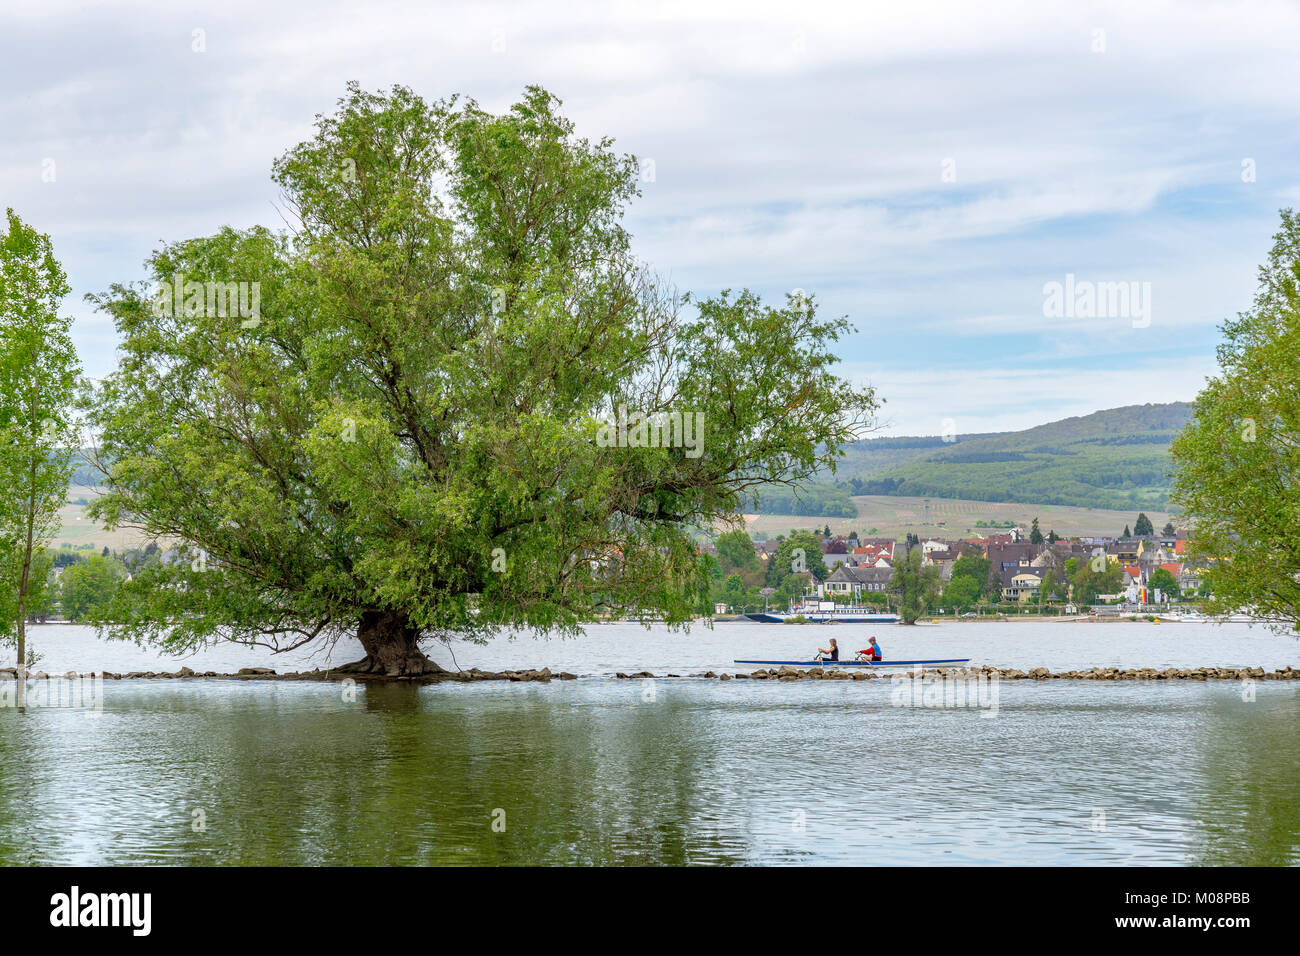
1, 621, 1297, 865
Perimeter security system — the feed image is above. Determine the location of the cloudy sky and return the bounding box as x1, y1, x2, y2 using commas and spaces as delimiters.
3, 0, 1298, 434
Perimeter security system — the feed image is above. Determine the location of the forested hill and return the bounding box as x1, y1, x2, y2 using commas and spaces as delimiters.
833, 402, 1192, 511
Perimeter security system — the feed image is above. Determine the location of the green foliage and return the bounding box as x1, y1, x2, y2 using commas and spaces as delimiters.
1134, 512, 1154, 536
83, 85, 879, 659
765, 532, 829, 590
890, 547, 941, 622
949, 553, 992, 598
939, 573, 980, 607
1148, 567, 1179, 598
713, 572, 762, 612
1070, 558, 1124, 606
59, 554, 127, 622
1029, 517, 1043, 544
830, 433, 1002, 480
0, 209, 81, 654
752, 481, 855, 517
23, 550, 55, 621
1171, 209, 1300, 628
714, 530, 759, 574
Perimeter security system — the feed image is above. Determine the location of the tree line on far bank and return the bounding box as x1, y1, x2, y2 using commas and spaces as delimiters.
16, 543, 160, 625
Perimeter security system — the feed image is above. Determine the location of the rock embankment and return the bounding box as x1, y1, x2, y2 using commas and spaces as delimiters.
613, 665, 1300, 682
0, 666, 577, 683
3, 665, 1295, 684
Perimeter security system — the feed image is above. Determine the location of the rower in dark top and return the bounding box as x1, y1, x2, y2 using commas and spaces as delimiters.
817, 637, 839, 661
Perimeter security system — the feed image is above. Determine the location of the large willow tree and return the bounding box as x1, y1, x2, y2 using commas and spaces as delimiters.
1170, 209, 1300, 629
87, 84, 878, 675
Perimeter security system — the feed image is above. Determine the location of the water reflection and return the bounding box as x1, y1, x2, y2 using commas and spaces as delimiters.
0, 679, 1295, 865
1192, 690, 1300, 865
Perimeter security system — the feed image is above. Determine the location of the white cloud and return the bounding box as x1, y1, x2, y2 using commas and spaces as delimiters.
1, 0, 1296, 433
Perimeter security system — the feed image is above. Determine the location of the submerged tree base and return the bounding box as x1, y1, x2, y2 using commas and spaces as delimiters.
334, 653, 447, 677
335, 610, 449, 677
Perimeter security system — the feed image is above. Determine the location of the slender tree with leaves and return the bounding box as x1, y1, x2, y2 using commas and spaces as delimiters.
890, 536, 940, 623
1171, 209, 1300, 629
0, 210, 81, 704
84, 85, 879, 674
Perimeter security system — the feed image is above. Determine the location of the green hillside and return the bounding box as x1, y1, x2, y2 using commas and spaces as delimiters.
835, 402, 1191, 511
827, 432, 1003, 480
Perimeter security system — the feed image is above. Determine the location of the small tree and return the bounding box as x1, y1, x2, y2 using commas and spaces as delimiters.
767, 532, 829, 590
1039, 569, 1058, 605
59, 554, 127, 622
1071, 559, 1124, 606
1029, 517, 1043, 545
1147, 567, 1179, 600
890, 542, 940, 623
1134, 513, 1154, 536
940, 574, 980, 608
0, 210, 81, 707
714, 530, 760, 575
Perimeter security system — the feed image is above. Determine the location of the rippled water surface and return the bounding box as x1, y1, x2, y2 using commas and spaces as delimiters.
1, 622, 1297, 865
16, 619, 1300, 675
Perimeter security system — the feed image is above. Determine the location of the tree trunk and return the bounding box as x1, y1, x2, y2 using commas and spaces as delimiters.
338, 610, 445, 677
16, 465, 36, 712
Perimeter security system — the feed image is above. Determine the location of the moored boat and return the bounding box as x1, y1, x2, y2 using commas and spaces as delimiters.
744, 600, 900, 624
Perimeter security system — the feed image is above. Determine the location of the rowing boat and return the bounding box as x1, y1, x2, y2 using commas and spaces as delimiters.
733, 658, 971, 669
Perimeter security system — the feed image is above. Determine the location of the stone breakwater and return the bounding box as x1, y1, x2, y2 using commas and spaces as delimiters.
618, 665, 1300, 682
1, 665, 1295, 683
0, 666, 576, 683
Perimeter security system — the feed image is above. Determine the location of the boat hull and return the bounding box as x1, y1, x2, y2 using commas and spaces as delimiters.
733, 658, 971, 669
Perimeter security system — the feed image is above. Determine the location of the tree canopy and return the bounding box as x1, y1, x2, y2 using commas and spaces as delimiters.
714, 529, 760, 574
84, 85, 879, 673
1171, 209, 1300, 630
0, 209, 81, 685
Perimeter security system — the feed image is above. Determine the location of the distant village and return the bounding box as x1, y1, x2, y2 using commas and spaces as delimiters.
700, 513, 1202, 615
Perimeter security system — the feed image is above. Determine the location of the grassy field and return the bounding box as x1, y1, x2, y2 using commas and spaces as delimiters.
60, 486, 1175, 550
742, 494, 1177, 539
55, 489, 147, 550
